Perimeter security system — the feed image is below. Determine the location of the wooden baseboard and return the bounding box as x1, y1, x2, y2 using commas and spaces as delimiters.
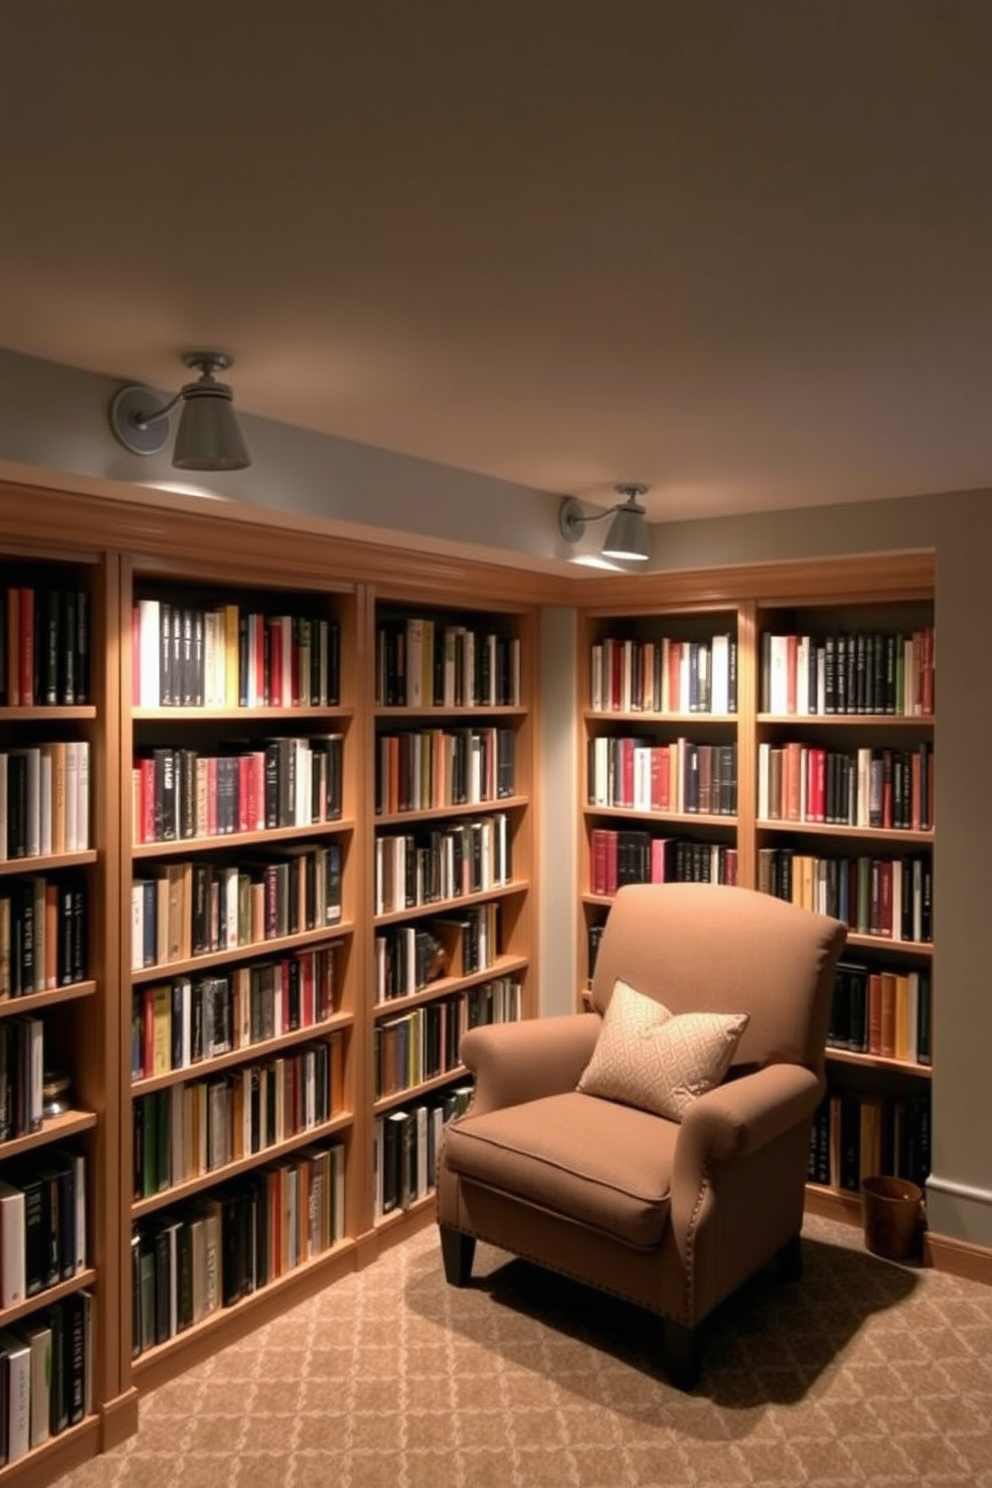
101, 1387, 140, 1450
924, 1231, 992, 1285
356, 1199, 439, 1270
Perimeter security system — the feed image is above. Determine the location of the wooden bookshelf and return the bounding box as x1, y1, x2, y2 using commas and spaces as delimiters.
368, 594, 537, 1223
119, 551, 362, 1393
573, 554, 936, 1228
0, 540, 126, 1481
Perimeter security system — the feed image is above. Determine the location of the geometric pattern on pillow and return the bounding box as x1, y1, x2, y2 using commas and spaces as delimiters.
577, 977, 750, 1122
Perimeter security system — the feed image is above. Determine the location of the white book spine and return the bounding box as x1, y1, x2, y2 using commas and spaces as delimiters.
0, 1188, 26, 1307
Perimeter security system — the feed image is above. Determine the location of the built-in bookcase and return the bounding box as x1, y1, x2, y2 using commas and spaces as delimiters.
754, 593, 935, 1221
574, 557, 935, 1227
0, 545, 119, 1483
578, 604, 745, 997
121, 557, 361, 1392
369, 598, 536, 1230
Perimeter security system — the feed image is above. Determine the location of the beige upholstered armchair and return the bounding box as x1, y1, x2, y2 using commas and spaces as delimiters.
437, 882, 846, 1388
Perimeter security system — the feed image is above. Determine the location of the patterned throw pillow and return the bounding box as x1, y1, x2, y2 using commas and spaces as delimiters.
577, 978, 750, 1121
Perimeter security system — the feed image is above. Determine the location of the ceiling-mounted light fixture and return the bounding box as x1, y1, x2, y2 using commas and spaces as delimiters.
559, 483, 651, 562
109, 352, 252, 471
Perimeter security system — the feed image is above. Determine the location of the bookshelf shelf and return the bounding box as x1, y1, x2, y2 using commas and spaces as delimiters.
132, 817, 355, 859
132, 1011, 356, 1094
133, 705, 355, 722
757, 820, 934, 845
0, 706, 98, 723
130, 1110, 353, 1220
375, 794, 529, 827
0, 1269, 98, 1331
373, 880, 528, 929
0, 980, 97, 1015
129, 920, 356, 985
0, 1110, 97, 1161
826, 1048, 932, 1078
0, 850, 98, 877
373, 1066, 469, 1116
373, 953, 530, 1019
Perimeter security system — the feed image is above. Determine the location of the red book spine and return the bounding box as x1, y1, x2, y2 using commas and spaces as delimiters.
140, 757, 156, 844
238, 756, 251, 834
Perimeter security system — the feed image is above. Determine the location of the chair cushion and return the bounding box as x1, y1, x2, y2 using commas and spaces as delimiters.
442, 1090, 677, 1248
577, 977, 750, 1120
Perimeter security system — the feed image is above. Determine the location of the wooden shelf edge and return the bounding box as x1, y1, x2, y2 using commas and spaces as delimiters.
133, 817, 356, 858
130, 1240, 359, 1394
131, 1112, 354, 1218
0, 1110, 97, 1161
132, 1012, 354, 1095
0, 1269, 97, 1331
374, 880, 528, 927
0, 1414, 101, 1486
0, 982, 97, 1016
130, 920, 356, 984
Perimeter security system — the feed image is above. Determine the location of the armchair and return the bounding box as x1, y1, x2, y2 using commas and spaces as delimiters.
437, 882, 846, 1388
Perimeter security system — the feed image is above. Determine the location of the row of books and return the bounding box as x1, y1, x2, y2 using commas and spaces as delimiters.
757, 741, 934, 830
0, 1152, 87, 1306
587, 737, 737, 816
373, 1086, 473, 1217
374, 976, 519, 1099
589, 633, 737, 716
132, 733, 343, 844
130, 944, 337, 1081
131, 1143, 345, 1356
375, 727, 516, 815
374, 908, 505, 1003
375, 617, 521, 709
828, 961, 931, 1065
0, 1291, 93, 1463
808, 1090, 930, 1192
374, 813, 513, 915
0, 875, 87, 997
761, 627, 934, 717
133, 1035, 344, 1199
0, 1016, 43, 1143
130, 844, 343, 971
133, 599, 341, 709
1, 584, 90, 708
589, 830, 739, 898
758, 850, 933, 944
0, 742, 90, 859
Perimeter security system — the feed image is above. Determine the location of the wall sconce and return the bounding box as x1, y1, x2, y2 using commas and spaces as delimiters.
109, 352, 252, 471
559, 483, 651, 562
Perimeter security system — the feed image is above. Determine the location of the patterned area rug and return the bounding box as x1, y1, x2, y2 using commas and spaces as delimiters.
58, 1213, 992, 1488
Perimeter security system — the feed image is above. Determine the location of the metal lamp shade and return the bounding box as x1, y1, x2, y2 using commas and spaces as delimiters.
602, 501, 650, 561
172, 382, 251, 471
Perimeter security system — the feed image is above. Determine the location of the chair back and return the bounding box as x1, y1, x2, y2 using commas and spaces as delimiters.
590, 882, 846, 1073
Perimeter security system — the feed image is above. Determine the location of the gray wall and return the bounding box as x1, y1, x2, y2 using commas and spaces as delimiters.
2, 348, 990, 1249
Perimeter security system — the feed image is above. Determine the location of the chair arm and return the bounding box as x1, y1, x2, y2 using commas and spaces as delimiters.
675, 1063, 823, 1177
459, 1014, 602, 1115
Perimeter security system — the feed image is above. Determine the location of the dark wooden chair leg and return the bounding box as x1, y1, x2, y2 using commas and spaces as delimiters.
663, 1318, 702, 1391
440, 1225, 476, 1287
776, 1233, 803, 1282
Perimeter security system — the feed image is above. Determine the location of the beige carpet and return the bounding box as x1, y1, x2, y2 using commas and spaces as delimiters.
57, 1213, 992, 1488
